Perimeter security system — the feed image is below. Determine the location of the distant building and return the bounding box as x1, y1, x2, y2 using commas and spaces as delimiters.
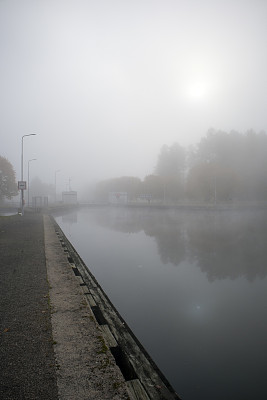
62, 191, 78, 204
108, 192, 128, 204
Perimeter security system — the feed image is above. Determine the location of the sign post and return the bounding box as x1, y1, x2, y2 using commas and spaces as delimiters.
18, 181, 27, 215
18, 181, 27, 191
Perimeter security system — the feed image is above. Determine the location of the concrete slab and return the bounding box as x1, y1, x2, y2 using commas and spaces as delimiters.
44, 215, 130, 400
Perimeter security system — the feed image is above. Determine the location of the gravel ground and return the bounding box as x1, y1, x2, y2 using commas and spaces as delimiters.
0, 212, 130, 400
0, 213, 58, 400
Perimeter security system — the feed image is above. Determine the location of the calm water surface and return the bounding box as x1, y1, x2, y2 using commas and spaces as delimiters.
55, 207, 267, 400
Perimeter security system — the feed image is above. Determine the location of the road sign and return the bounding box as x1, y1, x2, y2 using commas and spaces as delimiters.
18, 181, 27, 190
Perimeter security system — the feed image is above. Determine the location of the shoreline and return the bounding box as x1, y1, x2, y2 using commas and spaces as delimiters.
2, 199, 267, 218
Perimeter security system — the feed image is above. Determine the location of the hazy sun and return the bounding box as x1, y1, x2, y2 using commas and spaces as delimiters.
185, 81, 210, 101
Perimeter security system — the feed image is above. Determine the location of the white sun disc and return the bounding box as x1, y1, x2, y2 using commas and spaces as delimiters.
186, 81, 210, 100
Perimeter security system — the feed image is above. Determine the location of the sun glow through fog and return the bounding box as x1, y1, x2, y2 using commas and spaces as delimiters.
185, 80, 211, 101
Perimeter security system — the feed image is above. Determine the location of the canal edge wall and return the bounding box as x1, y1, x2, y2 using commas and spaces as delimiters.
44, 214, 130, 400
47, 214, 181, 400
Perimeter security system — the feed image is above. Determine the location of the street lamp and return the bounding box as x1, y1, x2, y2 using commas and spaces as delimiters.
28, 159, 37, 206
21, 134, 36, 214
55, 170, 60, 203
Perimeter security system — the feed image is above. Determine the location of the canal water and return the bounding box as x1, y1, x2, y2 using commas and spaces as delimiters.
55, 206, 267, 400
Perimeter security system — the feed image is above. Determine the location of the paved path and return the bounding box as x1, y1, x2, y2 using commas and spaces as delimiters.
0, 213, 129, 400
0, 213, 58, 399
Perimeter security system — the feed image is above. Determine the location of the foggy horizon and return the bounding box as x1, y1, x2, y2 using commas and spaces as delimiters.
1, 0, 267, 195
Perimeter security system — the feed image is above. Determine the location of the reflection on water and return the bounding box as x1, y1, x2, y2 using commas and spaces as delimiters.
55, 207, 267, 400
83, 207, 267, 281
187, 212, 267, 281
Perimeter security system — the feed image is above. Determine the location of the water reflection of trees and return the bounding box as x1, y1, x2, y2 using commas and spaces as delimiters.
187, 211, 267, 281
93, 208, 267, 281
144, 215, 186, 267
94, 208, 186, 266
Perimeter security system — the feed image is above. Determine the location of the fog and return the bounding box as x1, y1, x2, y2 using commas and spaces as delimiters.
1, 0, 267, 197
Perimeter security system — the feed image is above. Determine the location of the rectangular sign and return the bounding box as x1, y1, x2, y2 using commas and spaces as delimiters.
18, 181, 27, 190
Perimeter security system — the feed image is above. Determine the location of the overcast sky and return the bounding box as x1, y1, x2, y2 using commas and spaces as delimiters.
1, 0, 267, 194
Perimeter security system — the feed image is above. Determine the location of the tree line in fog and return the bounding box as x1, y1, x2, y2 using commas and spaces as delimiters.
2, 129, 267, 204
95, 129, 267, 203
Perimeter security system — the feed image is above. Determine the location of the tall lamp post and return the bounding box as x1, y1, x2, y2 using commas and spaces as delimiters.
28, 159, 37, 206
55, 170, 60, 203
21, 134, 36, 215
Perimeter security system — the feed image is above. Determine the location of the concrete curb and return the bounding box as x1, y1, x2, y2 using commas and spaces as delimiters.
44, 215, 130, 400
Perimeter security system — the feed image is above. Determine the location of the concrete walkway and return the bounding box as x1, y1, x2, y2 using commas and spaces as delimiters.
0, 213, 129, 400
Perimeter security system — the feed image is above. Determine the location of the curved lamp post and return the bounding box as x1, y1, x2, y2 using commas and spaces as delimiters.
21, 134, 36, 214
27, 159, 37, 206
